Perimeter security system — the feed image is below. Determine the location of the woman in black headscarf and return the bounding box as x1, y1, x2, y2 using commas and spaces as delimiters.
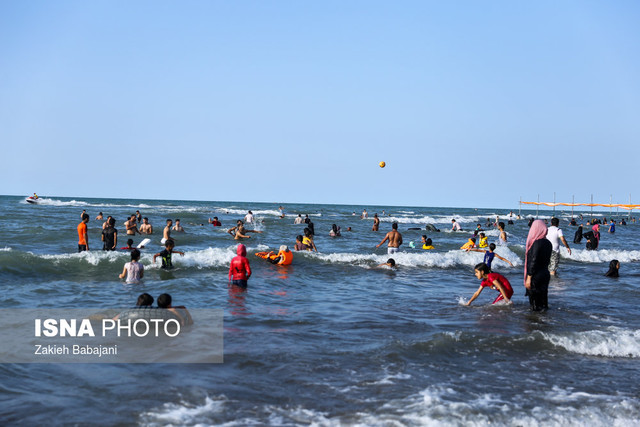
573, 225, 583, 244
605, 260, 620, 277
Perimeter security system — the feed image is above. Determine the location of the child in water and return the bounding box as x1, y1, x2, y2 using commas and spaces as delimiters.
465, 263, 513, 306
460, 237, 476, 250
377, 258, 396, 268
119, 249, 144, 283
153, 239, 184, 269
466, 243, 513, 270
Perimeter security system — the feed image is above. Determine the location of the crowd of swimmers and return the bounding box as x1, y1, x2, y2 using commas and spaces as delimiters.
76, 208, 628, 311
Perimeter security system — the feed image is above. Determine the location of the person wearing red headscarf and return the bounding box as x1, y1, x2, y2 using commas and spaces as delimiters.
229, 243, 252, 289
524, 220, 553, 311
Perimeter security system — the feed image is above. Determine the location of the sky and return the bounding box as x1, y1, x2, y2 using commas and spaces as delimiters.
1, 1, 639, 209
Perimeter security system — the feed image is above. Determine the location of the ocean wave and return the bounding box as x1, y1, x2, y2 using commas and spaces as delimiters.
307, 247, 521, 269
540, 327, 640, 358
564, 248, 640, 264
139, 386, 640, 426
0, 247, 11, 252
139, 396, 226, 425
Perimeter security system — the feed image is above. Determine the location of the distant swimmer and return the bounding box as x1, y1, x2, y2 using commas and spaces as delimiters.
153, 238, 184, 269
497, 222, 508, 245
451, 219, 462, 231
609, 220, 616, 234
101, 217, 118, 251
294, 214, 303, 224
465, 262, 513, 306
228, 220, 262, 240
139, 217, 153, 234
172, 219, 185, 232
77, 213, 90, 252
376, 222, 402, 254
125, 214, 140, 236
466, 243, 513, 270
372, 214, 380, 231
208, 217, 222, 226
329, 224, 341, 237
377, 258, 396, 269
244, 211, 254, 224
229, 243, 251, 288
361, 209, 368, 219
279, 206, 285, 218
304, 214, 311, 224
119, 249, 144, 284
95, 212, 103, 220
135, 210, 142, 223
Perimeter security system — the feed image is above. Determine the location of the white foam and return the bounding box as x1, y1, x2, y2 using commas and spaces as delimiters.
140, 396, 225, 424
541, 327, 640, 358
308, 248, 521, 269
39, 250, 127, 266
564, 248, 640, 263
0, 247, 11, 252
215, 207, 283, 217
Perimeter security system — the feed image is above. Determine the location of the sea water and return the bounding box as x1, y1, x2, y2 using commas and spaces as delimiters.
0, 195, 639, 425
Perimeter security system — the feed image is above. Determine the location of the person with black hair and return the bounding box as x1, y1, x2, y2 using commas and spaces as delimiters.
77, 213, 90, 252
465, 263, 513, 306
102, 217, 118, 251
119, 249, 144, 283
605, 260, 620, 277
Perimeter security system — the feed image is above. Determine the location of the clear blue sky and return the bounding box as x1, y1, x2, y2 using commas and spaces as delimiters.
2, 1, 639, 209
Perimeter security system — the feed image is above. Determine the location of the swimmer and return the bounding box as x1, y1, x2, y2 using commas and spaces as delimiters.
172, 219, 185, 232
465, 262, 513, 306
124, 214, 140, 235
329, 224, 341, 237
161, 219, 172, 244
119, 249, 144, 283
466, 243, 513, 270
377, 258, 396, 268
460, 237, 476, 250
451, 219, 462, 231
376, 223, 402, 254
228, 243, 251, 288
303, 228, 317, 252
157, 293, 193, 326
153, 238, 184, 269
139, 217, 153, 234
605, 259, 620, 277
420, 235, 434, 250
120, 238, 135, 250
294, 214, 303, 224
294, 235, 307, 251
244, 211, 254, 224
372, 214, 380, 231
260, 245, 293, 265
95, 212, 103, 220
228, 220, 262, 240
497, 222, 508, 245
208, 217, 222, 226
478, 232, 488, 248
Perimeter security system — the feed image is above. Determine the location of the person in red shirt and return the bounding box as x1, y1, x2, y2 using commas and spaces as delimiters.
229, 243, 251, 288
465, 263, 513, 306
77, 213, 90, 252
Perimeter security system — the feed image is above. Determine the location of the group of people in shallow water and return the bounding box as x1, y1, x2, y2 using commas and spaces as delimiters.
76, 207, 627, 312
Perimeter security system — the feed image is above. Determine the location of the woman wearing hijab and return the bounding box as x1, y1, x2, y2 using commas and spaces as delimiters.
605, 260, 620, 277
573, 225, 583, 244
525, 220, 553, 311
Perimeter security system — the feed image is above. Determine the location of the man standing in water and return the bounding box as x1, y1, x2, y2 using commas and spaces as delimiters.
124, 214, 140, 235
162, 219, 173, 245
77, 213, 90, 252
376, 222, 402, 254
139, 217, 153, 234
546, 217, 571, 276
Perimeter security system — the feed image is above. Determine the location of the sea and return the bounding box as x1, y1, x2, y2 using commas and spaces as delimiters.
1, 195, 639, 426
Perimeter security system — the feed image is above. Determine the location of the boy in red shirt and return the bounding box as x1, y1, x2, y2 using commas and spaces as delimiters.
229, 243, 251, 288
465, 263, 513, 306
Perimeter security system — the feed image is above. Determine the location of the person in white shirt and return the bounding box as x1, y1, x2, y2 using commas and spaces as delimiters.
244, 211, 254, 224
546, 217, 572, 275
294, 214, 303, 224
451, 219, 462, 231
